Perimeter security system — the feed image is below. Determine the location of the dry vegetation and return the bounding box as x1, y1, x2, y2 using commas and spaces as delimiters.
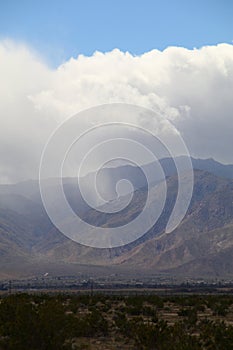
1, 293, 233, 349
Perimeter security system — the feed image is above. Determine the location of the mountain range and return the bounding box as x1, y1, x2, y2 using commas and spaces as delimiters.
0, 156, 233, 279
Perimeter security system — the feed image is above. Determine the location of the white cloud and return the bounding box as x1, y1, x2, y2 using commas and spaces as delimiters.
0, 40, 233, 183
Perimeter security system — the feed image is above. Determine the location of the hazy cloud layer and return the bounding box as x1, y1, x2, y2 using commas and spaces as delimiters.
0, 40, 233, 183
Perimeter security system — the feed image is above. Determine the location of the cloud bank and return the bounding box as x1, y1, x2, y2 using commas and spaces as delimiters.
0, 40, 233, 183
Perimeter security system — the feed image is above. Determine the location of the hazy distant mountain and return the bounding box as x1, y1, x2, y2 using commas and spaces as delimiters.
113, 171, 233, 277
34, 170, 233, 277
160, 156, 233, 179
1, 156, 232, 200
0, 157, 232, 279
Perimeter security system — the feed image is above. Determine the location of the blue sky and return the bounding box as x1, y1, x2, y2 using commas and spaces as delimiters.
0, 0, 232, 66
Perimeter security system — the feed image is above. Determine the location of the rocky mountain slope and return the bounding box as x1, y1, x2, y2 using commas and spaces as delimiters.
0, 157, 232, 279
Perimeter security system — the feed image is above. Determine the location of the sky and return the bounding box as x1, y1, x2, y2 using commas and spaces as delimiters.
0, 0, 233, 183
1, 0, 233, 66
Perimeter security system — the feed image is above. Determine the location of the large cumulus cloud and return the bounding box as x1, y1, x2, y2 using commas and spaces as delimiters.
0, 40, 233, 183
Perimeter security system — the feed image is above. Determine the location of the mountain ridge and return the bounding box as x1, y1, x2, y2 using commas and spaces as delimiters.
0, 157, 232, 279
